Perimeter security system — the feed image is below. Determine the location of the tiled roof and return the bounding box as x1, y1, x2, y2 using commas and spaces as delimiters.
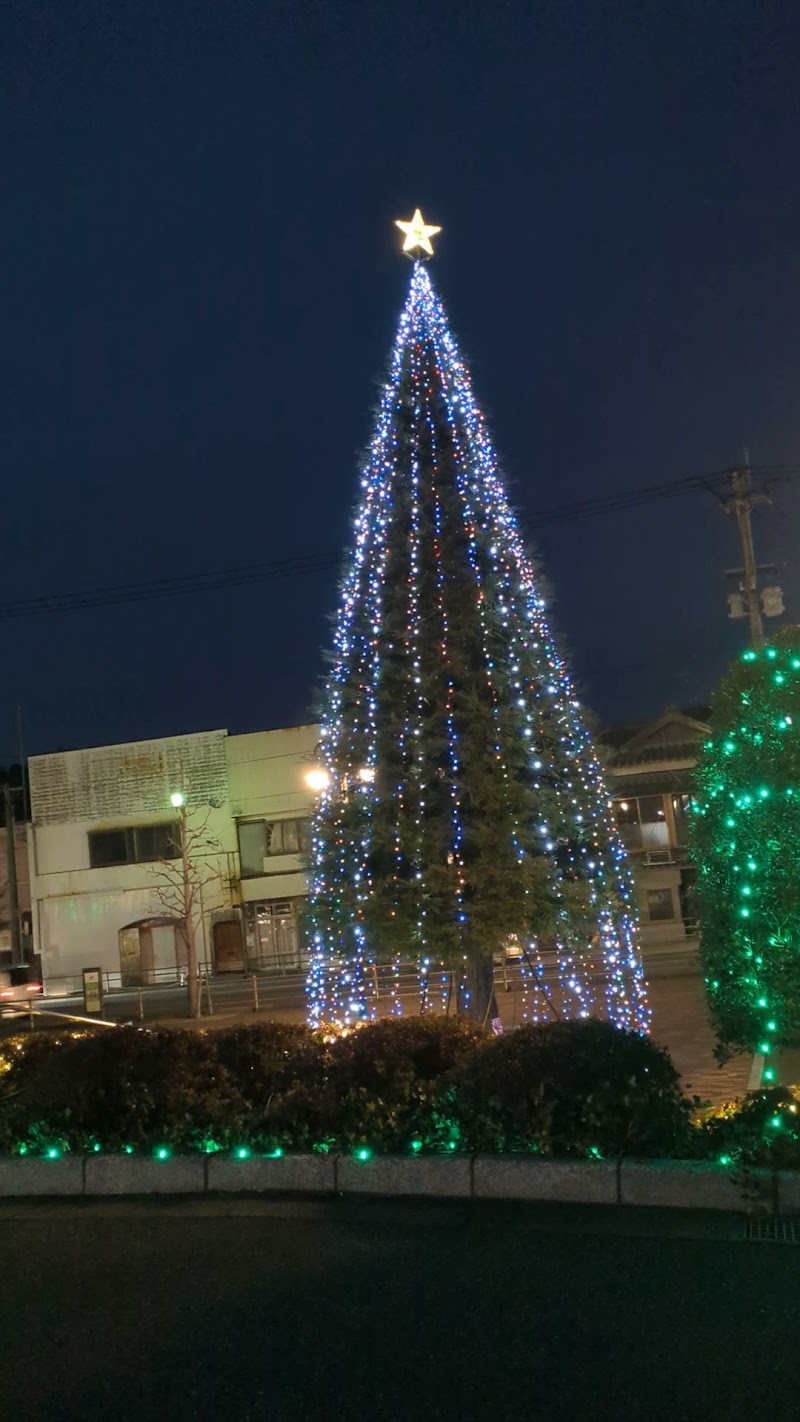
611, 741, 701, 768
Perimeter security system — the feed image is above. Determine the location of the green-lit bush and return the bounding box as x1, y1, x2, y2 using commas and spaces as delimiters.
446, 1019, 695, 1158
0, 1016, 769, 1164
0, 1028, 246, 1153
702, 1086, 800, 1167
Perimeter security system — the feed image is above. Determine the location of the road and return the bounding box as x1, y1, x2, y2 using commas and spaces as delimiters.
27, 937, 700, 1027
1, 1195, 798, 1422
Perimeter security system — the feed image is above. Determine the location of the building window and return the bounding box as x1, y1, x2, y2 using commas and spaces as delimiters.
242, 899, 304, 970
237, 819, 309, 877
646, 887, 675, 922
672, 794, 690, 848
88, 823, 181, 869
613, 795, 670, 851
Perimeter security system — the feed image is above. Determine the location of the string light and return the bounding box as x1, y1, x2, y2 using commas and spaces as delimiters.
306, 255, 649, 1032
692, 639, 800, 1078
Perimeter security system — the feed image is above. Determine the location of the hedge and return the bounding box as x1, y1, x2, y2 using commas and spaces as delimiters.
0, 1017, 795, 1164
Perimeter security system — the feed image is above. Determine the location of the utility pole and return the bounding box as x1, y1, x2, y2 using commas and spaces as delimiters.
722, 460, 780, 649
4, 785, 21, 965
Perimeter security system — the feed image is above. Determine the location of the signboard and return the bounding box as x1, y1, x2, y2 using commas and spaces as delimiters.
82, 967, 104, 1016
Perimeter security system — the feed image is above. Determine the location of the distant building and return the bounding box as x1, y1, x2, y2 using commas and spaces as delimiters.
604, 707, 709, 942
28, 724, 319, 991
0, 819, 32, 968
26, 707, 708, 990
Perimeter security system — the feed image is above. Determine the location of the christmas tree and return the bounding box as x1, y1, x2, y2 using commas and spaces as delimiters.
691, 633, 800, 1073
306, 211, 649, 1032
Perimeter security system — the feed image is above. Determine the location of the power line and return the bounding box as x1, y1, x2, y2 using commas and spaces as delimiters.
2, 464, 797, 624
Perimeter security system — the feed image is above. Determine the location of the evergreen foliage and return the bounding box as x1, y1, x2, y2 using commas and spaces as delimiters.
307, 261, 648, 1030
691, 632, 800, 1059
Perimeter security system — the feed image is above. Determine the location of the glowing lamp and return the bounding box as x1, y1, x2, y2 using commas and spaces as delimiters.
305, 768, 331, 793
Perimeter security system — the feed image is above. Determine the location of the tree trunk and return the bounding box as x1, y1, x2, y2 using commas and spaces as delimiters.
459, 949, 500, 1029
182, 922, 201, 1019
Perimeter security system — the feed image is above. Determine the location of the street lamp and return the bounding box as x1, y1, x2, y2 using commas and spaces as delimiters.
170, 791, 186, 808
304, 768, 331, 793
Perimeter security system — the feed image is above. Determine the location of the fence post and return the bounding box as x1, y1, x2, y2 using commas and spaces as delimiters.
251, 974, 259, 1013
137, 987, 144, 1023
203, 974, 214, 1017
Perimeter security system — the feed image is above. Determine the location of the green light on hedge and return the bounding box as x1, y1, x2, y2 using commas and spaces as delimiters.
767, 1020, 777, 1032
270, 1147, 284, 1159
770, 1115, 782, 1129
774, 673, 786, 685
743, 650, 756, 661
235, 1147, 251, 1160
740, 907, 750, 918
741, 885, 751, 896
18, 1144, 28, 1156
758, 787, 770, 799
758, 997, 768, 1008
447, 1141, 458, 1151
588, 1146, 603, 1160
793, 659, 800, 669
155, 1146, 171, 1161
410, 1139, 422, 1153
767, 648, 778, 660
759, 1043, 771, 1055
355, 1147, 372, 1162
124, 1145, 134, 1154
764, 1068, 776, 1082
719, 1154, 732, 1166
724, 741, 736, 754
93, 1142, 102, 1152
725, 817, 736, 828
46, 1147, 60, 1160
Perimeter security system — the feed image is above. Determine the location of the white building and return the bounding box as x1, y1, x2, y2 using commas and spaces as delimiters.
605, 708, 708, 942
28, 724, 320, 992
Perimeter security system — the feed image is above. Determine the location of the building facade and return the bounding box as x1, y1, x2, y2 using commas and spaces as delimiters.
28, 724, 319, 991
605, 708, 709, 942
0, 820, 32, 968
26, 708, 706, 989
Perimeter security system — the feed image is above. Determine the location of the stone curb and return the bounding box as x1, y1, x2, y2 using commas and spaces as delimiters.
0, 1154, 795, 1212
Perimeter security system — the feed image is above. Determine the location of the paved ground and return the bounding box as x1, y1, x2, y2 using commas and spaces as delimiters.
1, 1196, 798, 1422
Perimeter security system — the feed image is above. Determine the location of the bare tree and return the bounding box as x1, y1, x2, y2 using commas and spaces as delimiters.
149, 792, 223, 1019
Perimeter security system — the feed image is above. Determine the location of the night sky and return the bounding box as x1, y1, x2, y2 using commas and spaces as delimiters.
5, 0, 800, 758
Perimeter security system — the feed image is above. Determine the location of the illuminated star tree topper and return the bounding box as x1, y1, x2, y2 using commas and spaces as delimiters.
395, 207, 442, 258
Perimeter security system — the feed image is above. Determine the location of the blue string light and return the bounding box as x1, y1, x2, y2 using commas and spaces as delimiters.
306, 261, 650, 1033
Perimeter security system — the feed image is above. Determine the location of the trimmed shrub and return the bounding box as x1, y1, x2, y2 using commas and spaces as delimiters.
214, 1021, 329, 1152
702, 1086, 800, 1167
446, 1018, 695, 1158
321, 1016, 486, 1151
0, 1028, 247, 1153
0, 1017, 719, 1162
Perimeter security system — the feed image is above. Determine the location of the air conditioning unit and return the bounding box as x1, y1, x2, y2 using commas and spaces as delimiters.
644, 850, 673, 865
